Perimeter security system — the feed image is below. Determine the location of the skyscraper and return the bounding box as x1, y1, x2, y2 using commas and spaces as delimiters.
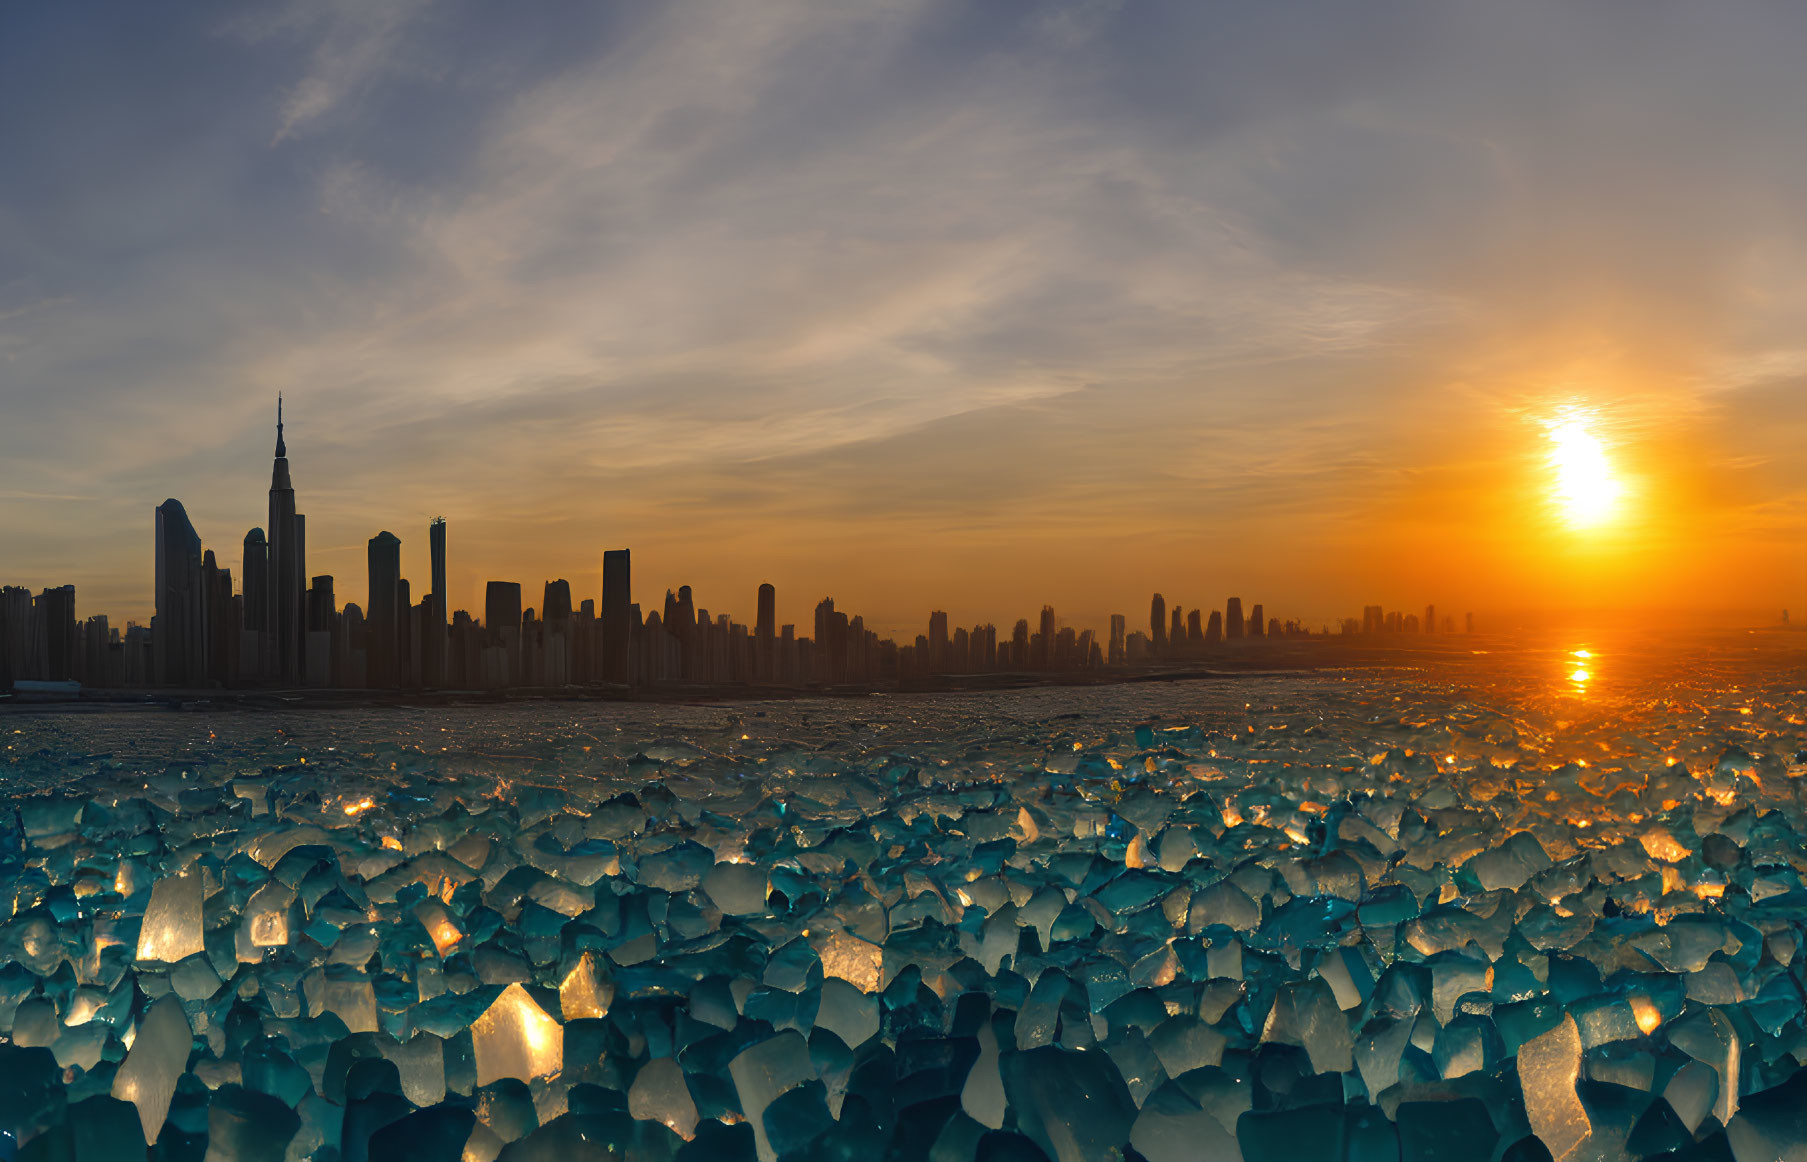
755, 581, 775, 682
929, 610, 949, 671
1249, 603, 1265, 639
1150, 593, 1167, 652
427, 517, 447, 685
154, 499, 206, 686
601, 550, 631, 684
1225, 597, 1245, 640
1108, 614, 1126, 665
267, 398, 307, 685
1424, 604, 1436, 634
241, 527, 268, 678
367, 532, 402, 688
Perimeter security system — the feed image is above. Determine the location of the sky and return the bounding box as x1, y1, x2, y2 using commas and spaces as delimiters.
3, 0, 1805, 638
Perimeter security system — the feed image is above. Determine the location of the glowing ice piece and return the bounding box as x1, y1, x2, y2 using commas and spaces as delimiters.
471, 983, 563, 1086
816, 930, 883, 993
111, 994, 193, 1145
1519, 1012, 1591, 1161
136, 871, 205, 963
558, 950, 614, 1020
628, 1055, 698, 1139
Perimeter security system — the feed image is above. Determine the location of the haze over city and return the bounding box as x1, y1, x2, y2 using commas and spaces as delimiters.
4, 2, 1805, 634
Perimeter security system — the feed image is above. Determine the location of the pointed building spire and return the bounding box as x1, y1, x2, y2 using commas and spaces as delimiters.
275, 394, 286, 459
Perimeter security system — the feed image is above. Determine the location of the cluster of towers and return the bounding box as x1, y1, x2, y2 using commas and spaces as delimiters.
3, 404, 1473, 694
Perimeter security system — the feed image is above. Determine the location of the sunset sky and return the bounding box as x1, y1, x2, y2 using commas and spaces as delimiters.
3, 1, 1805, 636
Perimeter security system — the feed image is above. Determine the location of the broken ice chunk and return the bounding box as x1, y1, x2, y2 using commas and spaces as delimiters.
558, 950, 614, 1021
962, 1019, 1007, 1130
111, 994, 194, 1145
1665, 1008, 1739, 1128
206, 1083, 301, 1162
813, 977, 878, 1049
815, 930, 883, 993
136, 870, 205, 963
628, 1056, 698, 1140
1518, 1012, 1591, 1161
703, 860, 769, 916
729, 1031, 818, 1162
471, 983, 564, 1086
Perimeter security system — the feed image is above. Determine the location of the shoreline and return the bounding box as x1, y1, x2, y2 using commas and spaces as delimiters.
0, 639, 1455, 712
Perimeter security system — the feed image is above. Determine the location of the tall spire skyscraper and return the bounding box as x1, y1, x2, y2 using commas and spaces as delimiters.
268, 396, 307, 684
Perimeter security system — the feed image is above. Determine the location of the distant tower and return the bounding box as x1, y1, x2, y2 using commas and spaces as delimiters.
1424, 604, 1435, 635
427, 517, 447, 685
154, 499, 206, 686
601, 550, 631, 683
1205, 610, 1224, 646
366, 532, 401, 688
929, 610, 949, 671
1150, 593, 1167, 652
542, 579, 573, 624
755, 582, 775, 682
268, 397, 307, 685
241, 527, 268, 678
1225, 597, 1245, 640
1249, 603, 1264, 639
1109, 614, 1126, 664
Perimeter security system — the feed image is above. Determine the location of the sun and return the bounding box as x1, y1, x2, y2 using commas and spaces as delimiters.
1545, 409, 1622, 528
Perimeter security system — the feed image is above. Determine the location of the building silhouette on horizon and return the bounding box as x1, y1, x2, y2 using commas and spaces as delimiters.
2, 404, 1476, 694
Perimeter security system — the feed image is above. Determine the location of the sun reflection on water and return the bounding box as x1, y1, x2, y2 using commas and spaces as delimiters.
1568, 647, 1594, 691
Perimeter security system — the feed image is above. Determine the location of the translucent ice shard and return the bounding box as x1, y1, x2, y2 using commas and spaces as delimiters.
813, 977, 879, 1048
1666, 1008, 1740, 1127
628, 1055, 698, 1140
703, 860, 769, 916
816, 929, 883, 993
729, 1031, 818, 1162
1519, 1012, 1591, 1161
470, 983, 564, 1086
962, 1019, 1007, 1130
558, 950, 614, 1020
136, 870, 205, 963
1128, 1084, 1239, 1162
111, 994, 193, 1145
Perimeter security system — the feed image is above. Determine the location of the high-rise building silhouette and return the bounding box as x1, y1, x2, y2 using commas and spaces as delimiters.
367, 532, 402, 688
1169, 606, 1183, 648
1249, 603, 1265, 639
601, 550, 631, 684
1108, 614, 1126, 665
154, 499, 206, 687
929, 610, 949, 671
1225, 597, 1245, 641
427, 517, 447, 686
1205, 610, 1223, 646
1150, 593, 1167, 652
241, 527, 268, 678
267, 398, 306, 685
755, 581, 775, 683
1424, 604, 1435, 634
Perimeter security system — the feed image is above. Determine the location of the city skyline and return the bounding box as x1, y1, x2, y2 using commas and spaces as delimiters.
3, 4, 1806, 627
3, 408, 1466, 692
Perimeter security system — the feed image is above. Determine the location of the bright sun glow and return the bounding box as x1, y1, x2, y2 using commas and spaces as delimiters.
1546, 409, 1623, 527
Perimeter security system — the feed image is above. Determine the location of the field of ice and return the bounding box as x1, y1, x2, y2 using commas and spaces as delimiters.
1, 630, 1805, 1161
